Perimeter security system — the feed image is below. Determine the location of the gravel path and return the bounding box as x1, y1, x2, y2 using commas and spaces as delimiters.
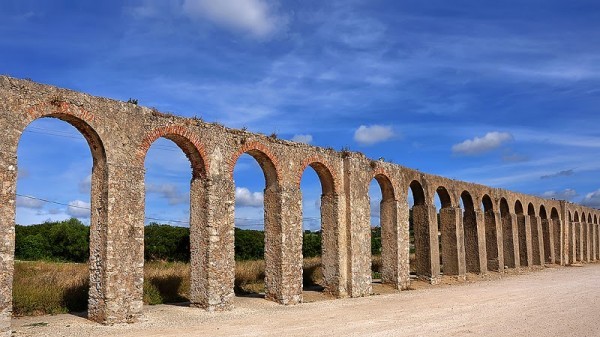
13, 263, 600, 337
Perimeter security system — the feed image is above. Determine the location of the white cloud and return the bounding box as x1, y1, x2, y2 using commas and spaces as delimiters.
16, 195, 45, 209
541, 189, 577, 200
291, 134, 312, 144
582, 189, 600, 208
235, 187, 263, 207
67, 200, 90, 218
452, 131, 513, 155
79, 174, 92, 193
182, 0, 286, 38
354, 125, 395, 146
147, 183, 189, 205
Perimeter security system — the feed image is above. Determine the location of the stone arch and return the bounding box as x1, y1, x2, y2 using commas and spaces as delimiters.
298, 157, 337, 196
298, 157, 339, 294
17, 105, 110, 322
138, 125, 209, 179
435, 186, 452, 209
515, 200, 528, 267
482, 195, 499, 271
230, 142, 280, 190
528, 203, 541, 265
500, 198, 516, 268
139, 126, 210, 307
230, 142, 287, 303
371, 172, 400, 287
409, 180, 426, 206
461, 191, 480, 273
539, 205, 551, 264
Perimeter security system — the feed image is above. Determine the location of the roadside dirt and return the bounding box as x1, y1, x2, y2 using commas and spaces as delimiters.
13, 263, 600, 337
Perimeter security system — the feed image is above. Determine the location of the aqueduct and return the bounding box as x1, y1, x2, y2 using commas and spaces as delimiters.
1, 76, 599, 335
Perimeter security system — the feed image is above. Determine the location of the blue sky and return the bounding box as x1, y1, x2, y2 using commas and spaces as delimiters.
3, 0, 600, 229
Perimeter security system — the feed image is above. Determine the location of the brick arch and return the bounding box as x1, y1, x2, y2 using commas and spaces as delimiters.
137, 125, 209, 179
550, 207, 560, 220
434, 185, 453, 209
22, 99, 109, 322
481, 194, 494, 212
229, 141, 279, 189
409, 180, 426, 206
24, 101, 105, 165
297, 156, 338, 196
372, 167, 396, 201
539, 205, 548, 219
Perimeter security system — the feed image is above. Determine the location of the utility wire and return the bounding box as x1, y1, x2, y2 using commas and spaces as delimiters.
15, 194, 321, 227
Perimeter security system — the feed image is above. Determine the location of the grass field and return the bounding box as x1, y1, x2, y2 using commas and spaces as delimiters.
13, 257, 331, 317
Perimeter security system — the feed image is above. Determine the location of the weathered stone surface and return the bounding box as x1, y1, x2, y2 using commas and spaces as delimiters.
1, 76, 599, 336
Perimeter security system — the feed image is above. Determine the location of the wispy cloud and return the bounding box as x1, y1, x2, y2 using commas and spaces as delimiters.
452, 132, 513, 155
582, 189, 600, 208
79, 174, 92, 193
354, 125, 395, 146
67, 200, 90, 218
147, 183, 189, 205
16, 195, 45, 209
181, 0, 287, 39
291, 134, 313, 144
541, 189, 577, 200
540, 169, 574, 180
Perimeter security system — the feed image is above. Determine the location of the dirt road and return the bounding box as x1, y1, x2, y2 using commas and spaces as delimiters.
13, 264, 600, 337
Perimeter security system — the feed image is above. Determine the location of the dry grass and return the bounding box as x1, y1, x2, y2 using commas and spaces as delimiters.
13, 261, 88, 316
14, 258, 333, 316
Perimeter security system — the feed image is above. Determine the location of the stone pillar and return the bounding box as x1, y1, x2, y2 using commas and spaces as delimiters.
463, 208, 482, 273
570, 222, 577, 263
263, 185, 303, 304
584, 223, 590, 262
576, 222, 583, 262
502, 213, 516, 269
552, 219, 562, 265
380, 198, 408, 290
536, 217, 545, 265
320, 193, 348, 296
530, 216, 541, 265
510, 215, 521, 268
440, 207, 466, 278
541, 218, 553, 264
517, 214, 528, 267
189, 175, 234, 310
594, 224, 600, 260
343, 157, 371, 297
88, 163, 144, 324
413, 204, 440, 283
592, 224, 597, 262
380, 199, 398, 286
494, 211, 504, 271
0, 149, 16, 336
524, 215, 534, 267
476, 210, 488, 273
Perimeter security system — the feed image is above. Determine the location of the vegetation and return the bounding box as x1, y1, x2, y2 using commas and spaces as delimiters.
13, 220, 331, 316
16, 220, 324, 263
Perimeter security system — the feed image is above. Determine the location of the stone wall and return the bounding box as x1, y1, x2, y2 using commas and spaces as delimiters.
1, 76, 599, 336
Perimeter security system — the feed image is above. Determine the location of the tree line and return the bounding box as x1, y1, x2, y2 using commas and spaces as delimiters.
15, 219, 384, 262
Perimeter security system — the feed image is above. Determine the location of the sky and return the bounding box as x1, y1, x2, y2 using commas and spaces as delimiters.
3, 0, 600, 229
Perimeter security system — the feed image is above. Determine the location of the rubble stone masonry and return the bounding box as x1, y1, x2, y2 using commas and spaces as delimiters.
1, 76, 598, 336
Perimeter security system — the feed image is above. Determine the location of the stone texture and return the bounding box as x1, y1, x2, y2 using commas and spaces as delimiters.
1, 76, 599, 336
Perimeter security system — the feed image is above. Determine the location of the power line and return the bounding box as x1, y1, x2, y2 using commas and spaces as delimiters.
15, 194, 321, 226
